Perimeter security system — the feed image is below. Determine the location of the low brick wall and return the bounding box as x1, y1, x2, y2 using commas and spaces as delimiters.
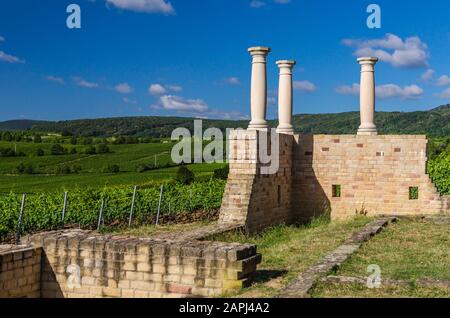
20, 229, 260, 298
0, 245, 41, 298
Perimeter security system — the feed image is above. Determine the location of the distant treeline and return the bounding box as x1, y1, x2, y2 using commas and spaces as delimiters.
0, 104, 449, 137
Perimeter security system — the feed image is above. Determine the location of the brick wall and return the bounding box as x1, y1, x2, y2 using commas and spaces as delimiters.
22, 230, 260, 298
219, 132, 448, 232
0, 245, 41, 298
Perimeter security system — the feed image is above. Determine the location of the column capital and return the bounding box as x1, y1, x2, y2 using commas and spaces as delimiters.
357, 57, 378, 66
248, 46, 271, 57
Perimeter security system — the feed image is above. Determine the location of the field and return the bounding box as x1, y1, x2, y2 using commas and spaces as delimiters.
0, 139, 226, 193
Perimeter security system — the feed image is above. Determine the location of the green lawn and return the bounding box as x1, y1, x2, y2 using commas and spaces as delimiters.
310, 219, 450, 298
211, 216, 373, 298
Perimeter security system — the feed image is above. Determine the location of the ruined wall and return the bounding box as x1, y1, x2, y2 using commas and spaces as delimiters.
23, 230, 260, 298
219, 130, 294, 233
294, 135, 445, 219
219, 132, 448, 232
0, 245, 41, 298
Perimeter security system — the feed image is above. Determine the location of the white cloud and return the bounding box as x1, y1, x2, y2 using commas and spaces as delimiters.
421, 69, 435, 81
342, 33, 429, 68
274, 0, 290, 3
123, 97, 137, 104
439, 87, 450, 99
166, 84, 182, 92
106, 0, 174, 14
335, 83, 360, 95
377, 84, 423, 100
45, 75, 65, 84
149, 83, 167, 95
250, 0, 266, 8
335, 83, 423, 100
157, 95, 208, 112
73, 77, 99, 89
225, 77, 240, 85
293, 80, 317, 92
0, 51, 25, 64
149, 83, 182, 95
437, 75, 450, 87
0, 36, 5, 42
115, 82, 133, 94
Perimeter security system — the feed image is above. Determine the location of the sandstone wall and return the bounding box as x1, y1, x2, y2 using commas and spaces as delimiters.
294, 135, 445, 219
0, 245, 41, 298
219, 130, 294, 233
23, 230, 260, 298
219, 132, 448, 231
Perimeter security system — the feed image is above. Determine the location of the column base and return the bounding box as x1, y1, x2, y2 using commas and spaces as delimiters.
248, 121, 269, 131
357, 129, 378, 136
276, 128, 294, 135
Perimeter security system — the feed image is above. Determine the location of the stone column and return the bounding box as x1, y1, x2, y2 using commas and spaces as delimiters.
357, 57, 379, 135
276, 60, 296, 134
248, 46, 271, 130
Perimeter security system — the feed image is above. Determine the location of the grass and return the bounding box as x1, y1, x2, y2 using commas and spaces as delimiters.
311, 281, 449, 298
310, 219, 450, 298
213, 216, 373, 298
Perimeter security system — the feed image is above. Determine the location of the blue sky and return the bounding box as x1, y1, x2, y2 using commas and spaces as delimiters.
0, 0, 450, 121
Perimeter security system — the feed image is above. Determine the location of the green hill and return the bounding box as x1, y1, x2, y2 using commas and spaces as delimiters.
0, 104, 449, 137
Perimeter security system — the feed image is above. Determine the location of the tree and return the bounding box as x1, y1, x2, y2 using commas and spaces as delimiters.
51, 144, 66, 155
174, 165, 194, 185
36, 148, 45, 156
33, 134, 42, 143
96, 143, 110, 154
103, 164, 120, 173
1, 131, 12, 142
70, 136, 78, 145
85, 146, 96, 155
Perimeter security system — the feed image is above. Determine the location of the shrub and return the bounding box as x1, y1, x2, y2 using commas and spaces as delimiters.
0, 147, 16, 157
56, 165, 71, 175
16, 163, 34, 174
33, 134, 42, 143
36, 148, 45, 156
103, 164, 120, 173
70, 148, 77, 154
70, 136, 78, 145
213, 165, 229, 180
428, 152, 450, 195
96, 143, 110, 154
51, 144, 66, 155
85, 146, 96, 155
174, 166, 194, 185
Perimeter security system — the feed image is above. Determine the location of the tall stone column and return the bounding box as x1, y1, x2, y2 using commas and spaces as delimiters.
276, 60, 296, 134
357, 57, 379, 135
248, 46, 271, 130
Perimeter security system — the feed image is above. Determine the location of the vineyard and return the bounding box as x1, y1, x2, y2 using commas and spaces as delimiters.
0, 179, 226, 240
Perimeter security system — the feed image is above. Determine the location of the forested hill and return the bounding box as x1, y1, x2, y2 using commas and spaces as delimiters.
0, 104, 448, 137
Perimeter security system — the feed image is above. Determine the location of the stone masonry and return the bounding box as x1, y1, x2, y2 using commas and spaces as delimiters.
0, 229, 261, 298
219, 132, 449, 233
